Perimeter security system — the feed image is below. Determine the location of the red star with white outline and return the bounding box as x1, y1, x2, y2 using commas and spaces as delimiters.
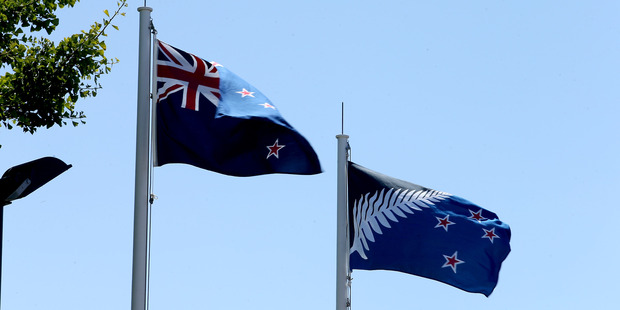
259, 102, 276, 109
434, 215, 455, 232
482, 227, 500, 243
236, 88, 255, 98
469, 209, 486, 221
266, 139, 285, 159
442, 251, 464, 273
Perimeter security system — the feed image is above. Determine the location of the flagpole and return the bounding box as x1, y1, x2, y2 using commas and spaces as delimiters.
132, 6, 153, 310
336, 134, 350, 310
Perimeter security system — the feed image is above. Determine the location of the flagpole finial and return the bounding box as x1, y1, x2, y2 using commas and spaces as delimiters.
341, 102, 345, 135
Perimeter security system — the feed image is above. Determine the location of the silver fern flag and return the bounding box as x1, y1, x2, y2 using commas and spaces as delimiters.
348, 162, 511, 297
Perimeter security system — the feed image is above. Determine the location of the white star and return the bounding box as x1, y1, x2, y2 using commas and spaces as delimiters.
236, 88, 255, 98
259, 102, 276, 109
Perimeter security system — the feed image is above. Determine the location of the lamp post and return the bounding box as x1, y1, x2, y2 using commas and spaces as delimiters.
0, 157, 72, 308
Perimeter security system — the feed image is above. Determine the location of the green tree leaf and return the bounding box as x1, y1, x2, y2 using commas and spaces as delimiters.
0, 0, 128, 135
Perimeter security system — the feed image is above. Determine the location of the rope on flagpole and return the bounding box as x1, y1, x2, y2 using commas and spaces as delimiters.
346, 142, 352, 310
147, 14, 157, 204
145, 18, 158, 310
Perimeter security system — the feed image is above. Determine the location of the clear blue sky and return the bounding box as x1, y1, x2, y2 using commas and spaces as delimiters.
1, 0, 619, 309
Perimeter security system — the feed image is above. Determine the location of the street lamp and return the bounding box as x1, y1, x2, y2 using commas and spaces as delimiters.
0, 156, 72, 308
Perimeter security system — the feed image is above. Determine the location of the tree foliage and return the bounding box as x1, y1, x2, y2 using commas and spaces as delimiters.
0, 0, 128, 133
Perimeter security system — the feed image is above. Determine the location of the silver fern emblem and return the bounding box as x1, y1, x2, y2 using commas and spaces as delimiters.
350, 187, 452, 259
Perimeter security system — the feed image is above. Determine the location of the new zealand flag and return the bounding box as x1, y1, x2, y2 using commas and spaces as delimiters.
154, 40, 322, 176
348, 162, 511, 296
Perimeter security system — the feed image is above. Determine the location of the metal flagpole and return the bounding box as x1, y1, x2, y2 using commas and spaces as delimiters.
336, 134, 350, 310
132, 6, 153, 310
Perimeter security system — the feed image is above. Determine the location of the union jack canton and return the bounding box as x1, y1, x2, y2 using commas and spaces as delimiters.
156, 40, 221, 111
